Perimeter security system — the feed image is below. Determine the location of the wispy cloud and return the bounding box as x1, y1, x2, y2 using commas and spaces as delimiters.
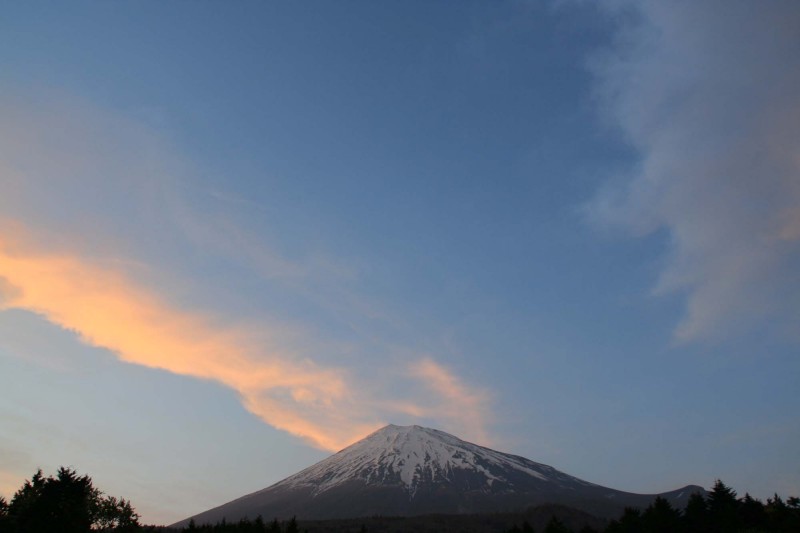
0, 92, 492, 451
586, 1, 800, 341
0, 229, 488, 450
0, 229, 492, 450
0, 228, 363, 450
408, 358, 491, 445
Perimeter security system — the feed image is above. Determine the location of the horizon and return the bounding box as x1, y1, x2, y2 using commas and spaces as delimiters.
1, 0, 799, 525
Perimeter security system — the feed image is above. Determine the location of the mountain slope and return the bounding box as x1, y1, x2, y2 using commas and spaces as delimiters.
174, 424, 703, 525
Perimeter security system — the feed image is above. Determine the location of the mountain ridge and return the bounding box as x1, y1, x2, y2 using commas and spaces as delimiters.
173, 424, 704, 526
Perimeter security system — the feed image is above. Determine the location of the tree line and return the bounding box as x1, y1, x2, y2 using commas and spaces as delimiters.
2, 468, 799, 532
0, 468, 308, 533
182, 516, 307, 533
503, 480, 800, 533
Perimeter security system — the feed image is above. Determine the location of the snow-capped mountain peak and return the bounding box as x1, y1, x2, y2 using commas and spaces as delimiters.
276, 424, 574, 497
174, 424, 705, 526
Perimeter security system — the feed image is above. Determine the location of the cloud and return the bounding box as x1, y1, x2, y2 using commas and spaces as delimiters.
408, 358, 491, 445
0, 228, 363, 450
0, 230, 492, 450
0, 92, 492, 451
587, 1, 800, 341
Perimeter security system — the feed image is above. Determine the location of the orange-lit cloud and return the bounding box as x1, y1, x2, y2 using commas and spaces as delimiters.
0, 93, 493, 453
0, 226, 491, 451
0, 228, 370, 451
408, 358, 491, 446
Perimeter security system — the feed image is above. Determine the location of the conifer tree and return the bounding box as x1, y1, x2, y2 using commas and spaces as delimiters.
6, 468, 140, 533
605, 507, 641, 533
641, 496, 680, 533
707, 479, 738, 532
737, 492, 765, 529
682, 491, 709, 533
543, 515, 572, 533
0, 496, 9, 530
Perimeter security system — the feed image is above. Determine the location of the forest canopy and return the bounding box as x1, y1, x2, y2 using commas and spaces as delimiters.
0, 467, 141, 533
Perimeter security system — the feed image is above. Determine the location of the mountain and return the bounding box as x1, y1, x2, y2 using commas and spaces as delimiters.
173, 424, 703, 526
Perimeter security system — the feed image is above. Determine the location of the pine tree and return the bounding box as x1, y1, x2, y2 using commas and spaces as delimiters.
737, 493, 765, 529
8, 467, 94, 533
0, 496, 10, 531
707, 480, 738, 532
766, 493, 793, 531
682, 492, 709, 533
641, 496, 680, 533
543, 515, 572, 533
606, 507, 642, 533
285, 516, 299, 533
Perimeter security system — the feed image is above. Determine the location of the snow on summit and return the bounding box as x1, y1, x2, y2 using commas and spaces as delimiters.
173, 424, 705, 526
278, 424, 556, 496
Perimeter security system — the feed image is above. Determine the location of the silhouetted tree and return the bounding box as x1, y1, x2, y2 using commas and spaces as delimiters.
96, 495, 141, 531
8, 467, 94, 533
641, 496, 680, 533
605, 507, 641, 533
682, 492, 709, 533
0, 496, 10, 531
597, 480, 800, 533
5, 467, 141, 533
707, 479, 738, 532
765, 493, 797, 531
284, 516, 298, 533
544, 515, 572, 533
736, 492, 765, 529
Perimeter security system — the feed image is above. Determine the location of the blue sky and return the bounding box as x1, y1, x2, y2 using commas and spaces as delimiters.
1, 0, 798, 525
